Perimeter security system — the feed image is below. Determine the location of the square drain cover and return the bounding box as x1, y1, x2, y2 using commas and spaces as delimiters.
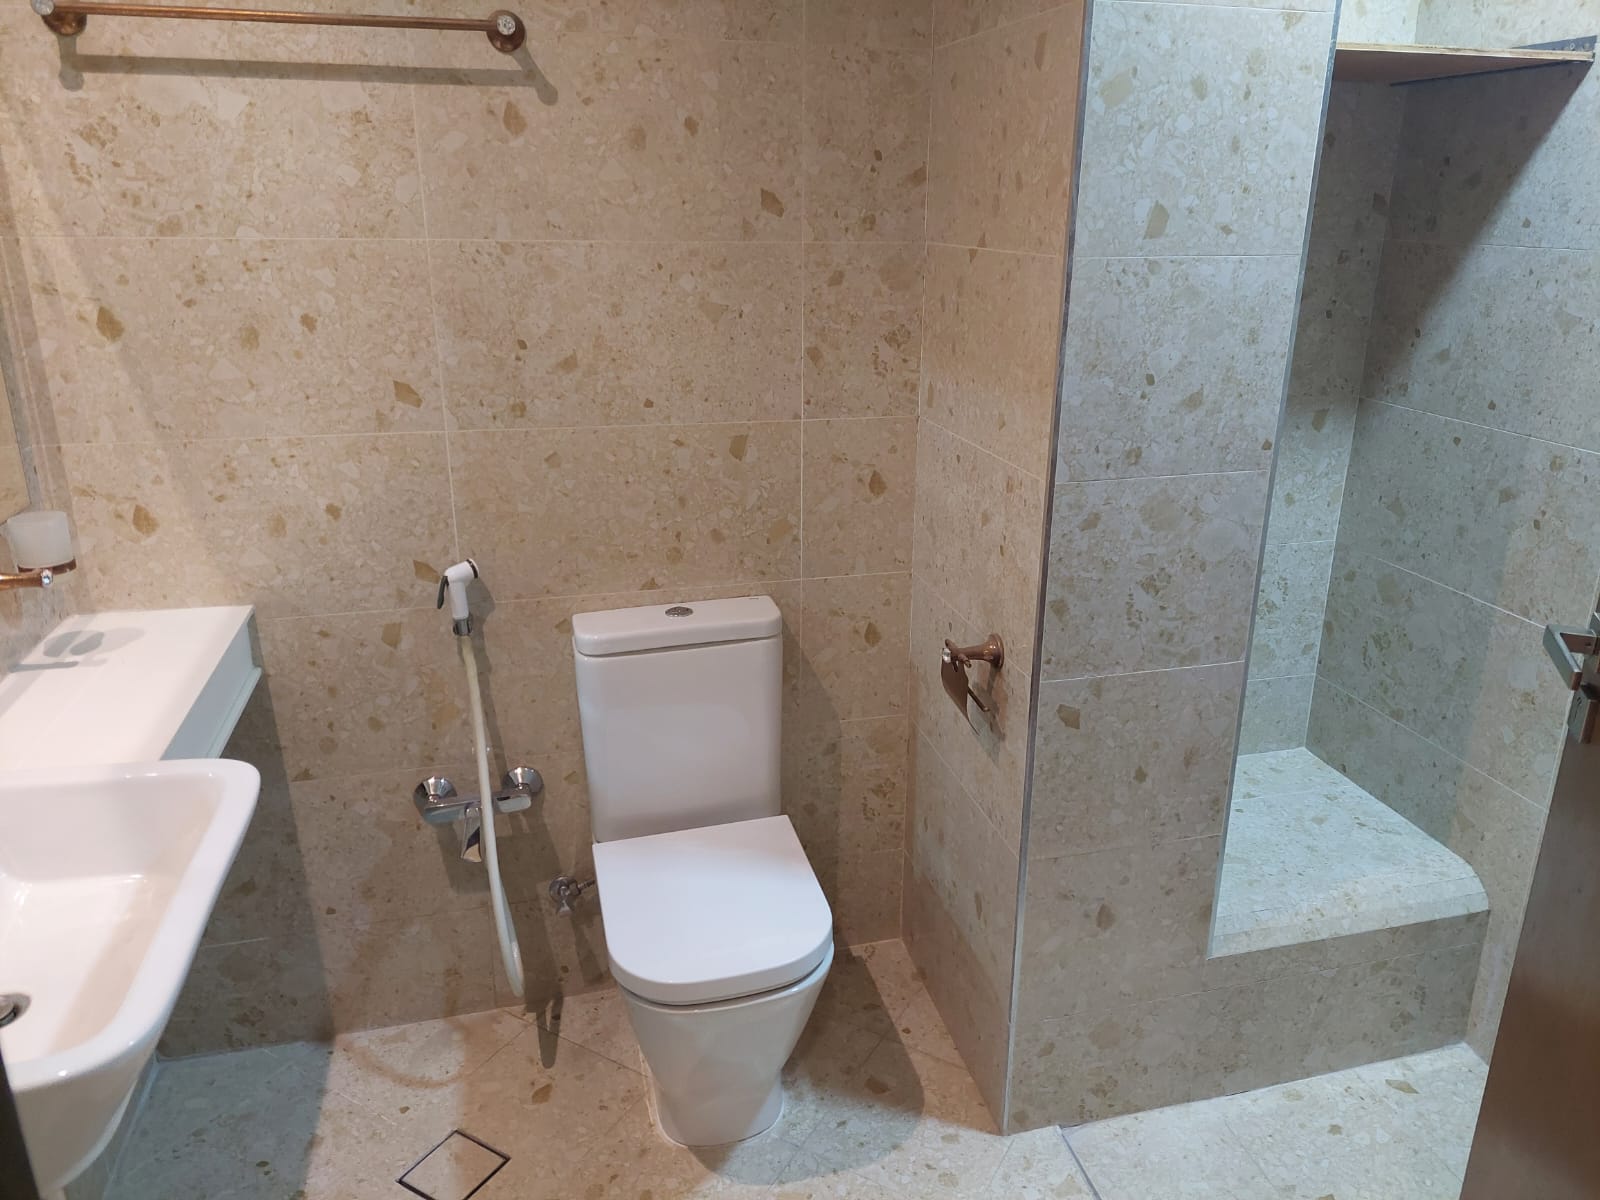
398, 1130, 508, 1200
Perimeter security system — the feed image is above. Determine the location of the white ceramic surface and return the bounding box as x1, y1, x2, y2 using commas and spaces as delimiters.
594, 815, 834, 1006
0, 607, 259, 770
573, 594, 835, 1147
0, 759, 260, 1192
623, 941, 834, 1147
573, 596, 783, 842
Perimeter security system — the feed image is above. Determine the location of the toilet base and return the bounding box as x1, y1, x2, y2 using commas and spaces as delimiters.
653, 1076, 783, 1147
618, 940, 834, 1149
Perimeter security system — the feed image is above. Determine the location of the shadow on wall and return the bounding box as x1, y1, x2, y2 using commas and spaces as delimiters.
1357, 63, 1582, 389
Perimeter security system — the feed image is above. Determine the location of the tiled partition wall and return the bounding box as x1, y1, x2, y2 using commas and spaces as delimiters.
1006, 0, 1426, 1130
1310, 0, 1600, 1056
901, 0, 1083, 1120
0, 0, 932, 1050
1236, 81, 1404, 754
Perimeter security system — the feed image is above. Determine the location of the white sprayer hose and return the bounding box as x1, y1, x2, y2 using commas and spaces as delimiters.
461, 637, 524, 998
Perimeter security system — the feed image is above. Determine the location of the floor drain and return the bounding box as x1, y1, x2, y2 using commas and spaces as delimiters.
0, 994, 27, 1028
398, 1130, 508, 1200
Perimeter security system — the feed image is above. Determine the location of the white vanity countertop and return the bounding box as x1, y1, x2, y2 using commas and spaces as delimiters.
0, 606, 260, 770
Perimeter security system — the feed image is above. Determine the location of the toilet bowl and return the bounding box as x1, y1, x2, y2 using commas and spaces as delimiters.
572, 597, 835, 1147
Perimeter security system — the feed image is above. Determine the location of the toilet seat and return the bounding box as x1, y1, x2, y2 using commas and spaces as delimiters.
594, 814, 833, 1006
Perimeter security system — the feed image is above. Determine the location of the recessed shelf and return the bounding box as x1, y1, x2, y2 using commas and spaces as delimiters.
1334, 39, 1596, 85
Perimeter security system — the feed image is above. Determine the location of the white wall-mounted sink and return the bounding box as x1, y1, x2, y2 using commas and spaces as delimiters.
0, 759, 259, 1193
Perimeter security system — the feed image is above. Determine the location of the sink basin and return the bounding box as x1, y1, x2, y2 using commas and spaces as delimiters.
0, 759, 259, 1192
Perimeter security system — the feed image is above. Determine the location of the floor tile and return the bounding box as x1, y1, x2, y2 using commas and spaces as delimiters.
533, 985, 641, 1070
101, 948, 1490, 1200
1067, 1102, 1281, 1200
399, 1130, 506, 1200
1217, 1070, 1463, 1199
800, 1040, 1006, 1197
313, 1010, 532, 1122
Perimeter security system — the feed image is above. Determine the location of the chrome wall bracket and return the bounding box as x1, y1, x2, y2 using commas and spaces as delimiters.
412, 767, 543, 825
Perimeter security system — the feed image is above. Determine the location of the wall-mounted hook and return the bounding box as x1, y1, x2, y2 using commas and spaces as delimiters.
941, 634, 1005, 716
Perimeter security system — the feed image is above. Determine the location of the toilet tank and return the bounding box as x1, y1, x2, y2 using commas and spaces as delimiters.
572, 596, 783, 843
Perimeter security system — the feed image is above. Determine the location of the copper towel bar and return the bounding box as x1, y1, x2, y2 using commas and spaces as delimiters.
32, 0, 527, 53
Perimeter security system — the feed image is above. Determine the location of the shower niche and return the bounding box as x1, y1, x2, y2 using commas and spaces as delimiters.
1218, 17, 1596, 1063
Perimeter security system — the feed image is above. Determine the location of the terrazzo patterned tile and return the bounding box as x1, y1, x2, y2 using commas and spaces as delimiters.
1319, 549, 1567, 803
1246, 539, 1335, 679
921, 243, 1065, 478
808, 0, 933, 48
927, 5, 1083, 255
1388, 66, 1600, 252
803, 43, 931, 243
449, 422, 803, 601
20, 237, 442, 443
1214, 750, 1488, 956
510, 0, 805, 42
908, 579, 1033, 848
1067, 1103, 1281, 1200
1236, 675, 1314, 755
907, 733, 1021, 1008
109, 963, 1493, 1199
803, 244, 925, 419
1030, 663, 1241, 858
0, 6, 423, 239
1217, 1070, 1465, 1198
783, 716, 909, 879
1352, 1043, 1488, 1178
1074, 2, 1333, 257
1362, 243, 1600, 453
801, 418, 916, 577
1040, 471, 1267, 680
433, 242, 801, 430
903, 820, 1016, 1116
1339, 0, 1420, 40
1017, 836, 1220, 1023
415, 39, 801, 242
912, 420, 1047, 669
1057, 255, 1298, 482
51, 434, 455, 620
1340, 399, 1600, 624
800, 573, 912, 723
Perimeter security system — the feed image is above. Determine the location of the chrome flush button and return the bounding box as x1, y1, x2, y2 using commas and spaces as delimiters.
665, 606, 694, 617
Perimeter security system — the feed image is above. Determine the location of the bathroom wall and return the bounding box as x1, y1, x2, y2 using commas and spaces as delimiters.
1004, 0, 1477, 1130
0, 0, 930, 1050
1310, 0, 1600, 1056
1237, 82, 1404, 754
901, 0, 1083, 1120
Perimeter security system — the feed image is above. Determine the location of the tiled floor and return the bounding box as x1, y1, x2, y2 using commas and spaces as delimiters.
1215, 748, 1488, 955
99, 940, 1486, 1200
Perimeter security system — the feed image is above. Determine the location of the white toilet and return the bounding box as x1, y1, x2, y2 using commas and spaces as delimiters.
571, 595, 835, 1147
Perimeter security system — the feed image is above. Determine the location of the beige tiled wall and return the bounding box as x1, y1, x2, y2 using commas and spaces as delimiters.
1238, 82, 1405, 754
1309, 0, 1600, 1056
0, 0, 931, 1050
1010, 0, 1361, 1131
902, 0, 1083, 1122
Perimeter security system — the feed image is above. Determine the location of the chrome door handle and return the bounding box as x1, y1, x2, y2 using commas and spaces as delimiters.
1544, 618, 1600, 690
1545, 612, 1600, 744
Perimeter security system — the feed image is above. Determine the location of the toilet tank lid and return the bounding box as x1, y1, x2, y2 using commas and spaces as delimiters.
572, 595, 782, 656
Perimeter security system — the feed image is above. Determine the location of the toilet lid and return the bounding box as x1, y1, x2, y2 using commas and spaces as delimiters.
594, 815, 834, 1006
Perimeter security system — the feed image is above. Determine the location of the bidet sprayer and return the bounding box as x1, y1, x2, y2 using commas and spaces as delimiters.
436, 559, 480, 636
